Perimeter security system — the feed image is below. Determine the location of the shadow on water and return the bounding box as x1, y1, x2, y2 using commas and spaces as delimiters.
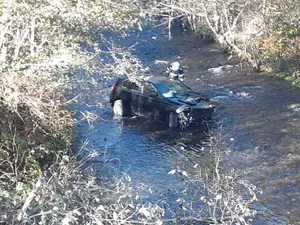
79, 22, 181, 77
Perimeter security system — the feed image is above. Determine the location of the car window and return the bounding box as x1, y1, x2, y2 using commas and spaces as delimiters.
122, 80, 139, 91
142, 83, 158, 96
154, 82, 189, 97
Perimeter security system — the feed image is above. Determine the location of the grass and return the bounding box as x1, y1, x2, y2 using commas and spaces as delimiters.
272, 71, 300, 88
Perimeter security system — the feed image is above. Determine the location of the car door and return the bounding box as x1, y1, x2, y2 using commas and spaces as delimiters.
139, 82, 161, 117
120, 80, 140, 113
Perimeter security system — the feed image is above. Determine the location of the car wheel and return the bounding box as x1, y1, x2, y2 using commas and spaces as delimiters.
113, 99, 125, 116
168, 112, 178, 128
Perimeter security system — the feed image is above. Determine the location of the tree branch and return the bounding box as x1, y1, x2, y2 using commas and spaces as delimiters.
17, 177, 44, 221
159, 2, 205, 17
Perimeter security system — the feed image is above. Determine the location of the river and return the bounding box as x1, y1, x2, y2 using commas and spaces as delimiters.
74, 26, 300, 224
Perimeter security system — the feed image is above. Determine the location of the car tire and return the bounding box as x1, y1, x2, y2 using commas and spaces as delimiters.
168, 112, 178, 128
113, 99, 126, 116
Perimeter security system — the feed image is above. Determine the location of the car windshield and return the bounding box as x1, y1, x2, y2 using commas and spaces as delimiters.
154, 81, 189, 98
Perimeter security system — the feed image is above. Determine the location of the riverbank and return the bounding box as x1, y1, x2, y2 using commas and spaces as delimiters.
0, 103, 74, 223
0, 1, 152, 222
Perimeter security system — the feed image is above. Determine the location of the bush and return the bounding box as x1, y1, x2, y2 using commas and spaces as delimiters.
1, 148, 165, 224
152, 0, 300, 72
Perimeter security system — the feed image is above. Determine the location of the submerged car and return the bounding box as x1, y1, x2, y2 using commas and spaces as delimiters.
109, 76, 217, 128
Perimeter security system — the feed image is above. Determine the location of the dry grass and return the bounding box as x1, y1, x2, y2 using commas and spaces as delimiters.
1, 147, 165, 224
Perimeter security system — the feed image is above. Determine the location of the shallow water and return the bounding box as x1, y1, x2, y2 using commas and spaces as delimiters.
75, 28, 300, 224
170, 34, 300, 224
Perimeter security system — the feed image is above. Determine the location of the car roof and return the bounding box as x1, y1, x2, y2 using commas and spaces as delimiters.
146, 76, 181, 85
119, 76, 182, 85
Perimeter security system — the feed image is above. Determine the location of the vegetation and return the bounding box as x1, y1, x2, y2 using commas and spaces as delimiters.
0, 0, 149, 223
167, 130, 261, 225
155, 0, 300, 82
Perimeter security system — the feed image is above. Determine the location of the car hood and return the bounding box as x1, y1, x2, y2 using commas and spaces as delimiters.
167, 94, 216, 108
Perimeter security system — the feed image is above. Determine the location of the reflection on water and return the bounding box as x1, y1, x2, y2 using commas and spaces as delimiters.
78, 113, 209, 189
75, 111, 212, 220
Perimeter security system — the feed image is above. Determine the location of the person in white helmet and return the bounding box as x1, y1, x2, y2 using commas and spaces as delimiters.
166, 61, 184, 81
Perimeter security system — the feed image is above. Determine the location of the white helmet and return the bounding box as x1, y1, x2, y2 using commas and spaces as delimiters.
170, 61, 180, 71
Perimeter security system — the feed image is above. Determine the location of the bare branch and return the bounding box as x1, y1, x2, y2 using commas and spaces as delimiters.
17, 178, 44, 221
159, 2, 205, 17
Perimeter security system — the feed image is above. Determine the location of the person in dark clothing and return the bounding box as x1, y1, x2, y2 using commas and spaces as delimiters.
166, 61, 184, 81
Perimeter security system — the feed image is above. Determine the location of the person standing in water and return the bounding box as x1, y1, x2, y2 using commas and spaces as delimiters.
166, 61, 184, 81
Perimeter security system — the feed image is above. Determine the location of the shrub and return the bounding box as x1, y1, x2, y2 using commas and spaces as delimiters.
151, 0, 300, 72
1, 148, 165, 224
